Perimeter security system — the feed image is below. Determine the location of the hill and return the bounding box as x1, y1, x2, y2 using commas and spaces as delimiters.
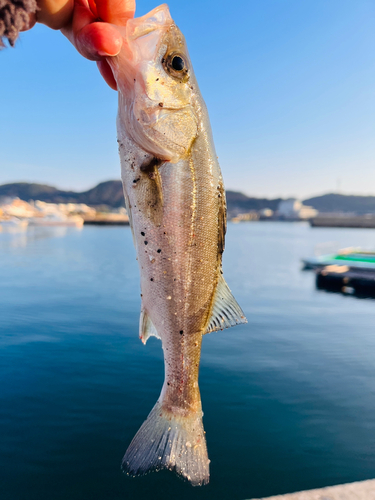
0, 181, 125, 208
0, 182, 281, 213
0, 182, 85, 204
79, 180, 124, 207
304, 193, 375, 214
226, 191, 281, 215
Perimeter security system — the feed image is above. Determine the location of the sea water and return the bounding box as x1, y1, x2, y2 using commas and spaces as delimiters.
1, 222, 375, 500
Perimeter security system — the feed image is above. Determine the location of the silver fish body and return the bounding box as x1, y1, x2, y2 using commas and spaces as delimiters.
108, 4, 246, 486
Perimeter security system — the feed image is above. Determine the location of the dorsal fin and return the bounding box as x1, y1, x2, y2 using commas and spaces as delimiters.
139, 307, 161, 344
204, 274, 247, 334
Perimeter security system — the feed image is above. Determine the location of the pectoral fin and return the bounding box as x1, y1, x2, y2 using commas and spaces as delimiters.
139, 307, 161, 344
204, 274, 247, 334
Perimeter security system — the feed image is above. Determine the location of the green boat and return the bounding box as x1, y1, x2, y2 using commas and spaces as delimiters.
302, 248, 375, 271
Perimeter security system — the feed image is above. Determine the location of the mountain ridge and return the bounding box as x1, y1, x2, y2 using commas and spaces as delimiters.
2, 181, 375, 214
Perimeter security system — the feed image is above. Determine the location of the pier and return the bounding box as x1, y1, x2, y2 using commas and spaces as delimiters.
311, 215, 375, 228
83, 214, 129, 226
316, 265, 375, 297
249, 479, 375, 499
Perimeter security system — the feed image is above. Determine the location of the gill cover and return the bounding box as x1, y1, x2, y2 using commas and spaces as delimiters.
110, 4, 198, 163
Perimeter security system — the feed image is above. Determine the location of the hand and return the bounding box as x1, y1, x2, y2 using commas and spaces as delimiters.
24, 0, 135, 90
61, 0, 135, 90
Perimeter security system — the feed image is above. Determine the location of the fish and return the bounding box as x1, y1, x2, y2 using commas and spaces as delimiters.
107, 3, 247, 486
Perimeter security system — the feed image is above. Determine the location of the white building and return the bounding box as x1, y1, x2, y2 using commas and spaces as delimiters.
277, 198, 318, 220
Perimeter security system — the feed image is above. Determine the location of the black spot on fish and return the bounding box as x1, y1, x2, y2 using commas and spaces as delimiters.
141, 231, 145, 236
180, 330, 183, 335
150, 278, 154, 281
144, 241, 148, 245
157, 249, 161, 253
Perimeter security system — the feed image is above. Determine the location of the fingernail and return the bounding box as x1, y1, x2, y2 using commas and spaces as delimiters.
97, 49, 120, 57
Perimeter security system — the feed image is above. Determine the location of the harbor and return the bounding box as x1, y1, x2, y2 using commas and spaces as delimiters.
0, 197, 129, 228
3, 181, 375, 229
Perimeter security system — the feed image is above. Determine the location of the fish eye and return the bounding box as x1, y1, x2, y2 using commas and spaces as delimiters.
172, 56, 184, 71
162, 52, 188, 80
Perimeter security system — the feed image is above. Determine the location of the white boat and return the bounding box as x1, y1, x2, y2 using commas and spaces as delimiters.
28, 214, 84, 227
0, 217, 29, 228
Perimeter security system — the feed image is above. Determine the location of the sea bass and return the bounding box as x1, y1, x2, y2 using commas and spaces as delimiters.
108, 4, 247, 486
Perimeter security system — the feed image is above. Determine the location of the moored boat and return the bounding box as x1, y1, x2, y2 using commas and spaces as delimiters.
0, 217, 29, 229
302, 248, 375, 271
28, 214, 84, 227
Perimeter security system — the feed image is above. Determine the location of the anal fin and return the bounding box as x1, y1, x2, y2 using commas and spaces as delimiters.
204, 274, 247, 334
139, 307, 161, 345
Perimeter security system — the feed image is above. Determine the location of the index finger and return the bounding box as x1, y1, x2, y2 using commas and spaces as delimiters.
95, 0, 135, 25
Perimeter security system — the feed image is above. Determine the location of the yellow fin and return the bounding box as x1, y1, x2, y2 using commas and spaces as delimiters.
204, 274, 247, 334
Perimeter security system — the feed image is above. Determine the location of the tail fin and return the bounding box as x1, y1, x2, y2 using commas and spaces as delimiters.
122, 401, 210, 486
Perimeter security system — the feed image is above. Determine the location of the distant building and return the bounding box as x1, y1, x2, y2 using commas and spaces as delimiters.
0, 197, 37, 218
231, 211, 259, 223
277, 198, 318, 220
259, 208, 274, 218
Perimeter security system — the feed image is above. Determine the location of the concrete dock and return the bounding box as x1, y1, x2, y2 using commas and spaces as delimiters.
249, 479, 375, 500
316, 265, 375, 297
310, 215, 375, 228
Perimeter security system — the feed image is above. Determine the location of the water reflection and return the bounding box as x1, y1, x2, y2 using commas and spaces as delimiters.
0, 225, 83, 249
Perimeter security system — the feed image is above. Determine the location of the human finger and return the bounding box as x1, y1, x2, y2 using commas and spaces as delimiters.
95, 0, 135, 26
36, 0, 74, 29
69, 0, 95, 39
74, 22, 123, 60
61, 0, 94, 49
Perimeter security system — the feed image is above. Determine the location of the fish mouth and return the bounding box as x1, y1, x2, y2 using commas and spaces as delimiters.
123, 6, 175, 99
127, 4, 173, 48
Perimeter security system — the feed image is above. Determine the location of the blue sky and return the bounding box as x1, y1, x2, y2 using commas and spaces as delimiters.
1, 0, 374, 199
